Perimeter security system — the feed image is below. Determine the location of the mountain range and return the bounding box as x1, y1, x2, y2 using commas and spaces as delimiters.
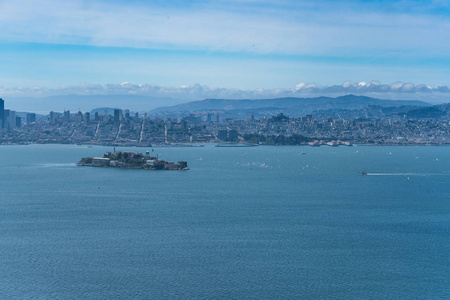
149, 95, 430, 118
9, 94, 433, 119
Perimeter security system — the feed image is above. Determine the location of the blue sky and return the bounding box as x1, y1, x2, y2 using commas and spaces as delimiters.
1, 0, 450, 103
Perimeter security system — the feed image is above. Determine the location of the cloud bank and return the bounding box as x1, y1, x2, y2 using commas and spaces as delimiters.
294, 81, 450, 95
4, 81, 450, 113
2, 81, 450, 102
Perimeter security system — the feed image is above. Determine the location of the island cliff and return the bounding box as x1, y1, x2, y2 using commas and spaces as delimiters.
77, 151, 188, 170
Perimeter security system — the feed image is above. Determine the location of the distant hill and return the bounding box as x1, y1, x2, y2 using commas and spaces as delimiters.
7, 95, 182, 114
404, 106, 446, 118
149, 95, 430, 118
394, 103, 450, 119
90, 107, 121, 116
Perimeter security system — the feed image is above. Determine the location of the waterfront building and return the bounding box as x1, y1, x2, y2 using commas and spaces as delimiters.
228, 129, 239, 142
218, 129, 228, 141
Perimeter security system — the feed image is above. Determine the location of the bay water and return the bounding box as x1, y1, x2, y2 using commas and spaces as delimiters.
1, 144, 449, 299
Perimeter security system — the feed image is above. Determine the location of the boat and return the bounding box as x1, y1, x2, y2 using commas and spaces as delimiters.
145, 150, 150, 155
359, 171, 368, 175
300, 151, 306, 155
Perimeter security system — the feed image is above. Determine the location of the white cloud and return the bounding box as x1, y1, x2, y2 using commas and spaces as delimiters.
391, 82, 404, 91
2, 81, 450, 101
295, 83, 305, 90
4, 80, 450, 113
0, 0, 450, 57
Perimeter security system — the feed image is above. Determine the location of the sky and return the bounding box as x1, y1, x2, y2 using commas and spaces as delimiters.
1, 0, 450, 109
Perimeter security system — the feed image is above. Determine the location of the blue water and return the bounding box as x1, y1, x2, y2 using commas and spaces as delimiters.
1, 144, 449, 299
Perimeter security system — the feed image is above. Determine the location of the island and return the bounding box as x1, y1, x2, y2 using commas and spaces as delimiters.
77, 150, 189, 170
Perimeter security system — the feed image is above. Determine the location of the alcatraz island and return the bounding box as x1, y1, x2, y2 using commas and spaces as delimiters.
77, 150, 189, 170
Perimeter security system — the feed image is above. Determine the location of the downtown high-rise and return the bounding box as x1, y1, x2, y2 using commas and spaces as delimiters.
0, 98, 4, 129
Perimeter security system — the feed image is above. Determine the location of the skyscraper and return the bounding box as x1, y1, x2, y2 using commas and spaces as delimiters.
84, 112, 90, 123
0, 98, 4, 129
3, 109, 9, 129
114, 109, 122, 123
63, 110, 70, 122
3, 110, 16, 130
9, 110, 16, 130
49, 111, 55, 124
27, 113, 36, 124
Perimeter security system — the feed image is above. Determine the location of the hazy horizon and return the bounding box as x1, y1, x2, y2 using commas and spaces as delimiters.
1, 90, 440, 115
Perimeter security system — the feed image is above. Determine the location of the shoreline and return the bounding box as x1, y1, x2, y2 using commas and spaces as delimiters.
2, 141, 450, 147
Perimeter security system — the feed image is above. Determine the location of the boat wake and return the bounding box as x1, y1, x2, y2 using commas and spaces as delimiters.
366, 172, 440, 176
35, 163, 77, 168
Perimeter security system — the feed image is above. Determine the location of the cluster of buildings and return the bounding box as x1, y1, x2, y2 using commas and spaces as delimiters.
2, 98, 450, 146
0, 98, 36, 130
